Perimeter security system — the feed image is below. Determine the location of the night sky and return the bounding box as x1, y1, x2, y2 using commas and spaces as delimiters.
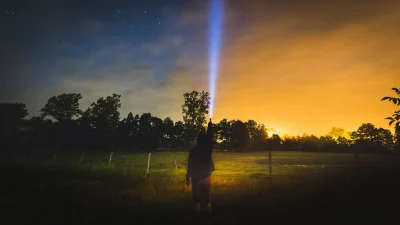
1, 0, 399, 136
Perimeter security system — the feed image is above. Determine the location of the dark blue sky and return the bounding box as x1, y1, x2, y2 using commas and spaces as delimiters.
0, 0, 216, 119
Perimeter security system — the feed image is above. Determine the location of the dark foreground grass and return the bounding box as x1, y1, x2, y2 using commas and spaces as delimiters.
1, 152, 400, 225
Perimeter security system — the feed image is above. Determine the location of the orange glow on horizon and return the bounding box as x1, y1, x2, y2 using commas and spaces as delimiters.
206, 2, 400, 136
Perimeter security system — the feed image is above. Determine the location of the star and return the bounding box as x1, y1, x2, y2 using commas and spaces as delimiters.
144, 10, 147, 14
117, 10, 121, 13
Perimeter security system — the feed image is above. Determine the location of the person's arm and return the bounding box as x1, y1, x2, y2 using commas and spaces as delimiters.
207, 118, 213, 155
207, 118, 213, 136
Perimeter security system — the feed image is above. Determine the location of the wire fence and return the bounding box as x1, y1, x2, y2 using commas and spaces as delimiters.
3, 150, 400, 180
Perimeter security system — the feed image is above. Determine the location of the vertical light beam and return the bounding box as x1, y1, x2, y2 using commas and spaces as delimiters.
208, 0, 224, 118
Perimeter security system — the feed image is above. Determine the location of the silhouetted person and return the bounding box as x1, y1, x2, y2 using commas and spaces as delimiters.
186, 118, 215, 215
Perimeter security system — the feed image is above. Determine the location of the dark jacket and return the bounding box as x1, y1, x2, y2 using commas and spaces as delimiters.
186, 120, 215, 182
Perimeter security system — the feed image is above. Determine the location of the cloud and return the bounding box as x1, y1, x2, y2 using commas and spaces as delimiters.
142, 35, 183, 55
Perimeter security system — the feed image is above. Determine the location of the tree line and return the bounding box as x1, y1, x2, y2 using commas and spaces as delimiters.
1, 89, 399, 153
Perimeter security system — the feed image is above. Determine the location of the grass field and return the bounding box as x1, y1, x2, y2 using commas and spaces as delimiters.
2, 151, 400, 225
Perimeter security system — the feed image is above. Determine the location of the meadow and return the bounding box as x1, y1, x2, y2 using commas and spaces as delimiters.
2, 150, 400, 225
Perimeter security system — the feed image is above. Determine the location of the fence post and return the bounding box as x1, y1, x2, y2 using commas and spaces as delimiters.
268, 151, 272, 177
80, 152, 85, 164
354, 152, 359, 162
53, 152, 57, 164
175, 160, 178, 170
108, 152, 113, 167
147, 153, 151, 179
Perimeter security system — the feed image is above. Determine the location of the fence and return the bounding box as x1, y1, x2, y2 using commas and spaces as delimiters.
3, 150, 400, 179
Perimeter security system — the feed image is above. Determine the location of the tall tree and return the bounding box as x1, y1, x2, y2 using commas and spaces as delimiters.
138, 113, 152, 150
116, 112, 139, 149
162, 117, 174, 148
215, 119, 232, 150
352, 123, 378, 141
82, 94, 121, 130
150, 116, 164, 150
351, 123, 380, 152
246, 120, 258, 143
376, 128, 394, 151
229, 120, 250, 151
0, 103, 29, 145
40, 93, 83, 122
181, 90, 210, 146
172, 121, 185, 148
254, 124, 268, 145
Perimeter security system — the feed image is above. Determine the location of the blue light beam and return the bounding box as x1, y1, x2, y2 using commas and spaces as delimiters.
208, 0, 224, 118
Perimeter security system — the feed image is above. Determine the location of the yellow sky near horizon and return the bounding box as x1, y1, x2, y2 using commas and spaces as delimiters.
209, 0, 400, 136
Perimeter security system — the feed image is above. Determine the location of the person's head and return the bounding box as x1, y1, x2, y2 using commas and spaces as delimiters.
196, 131, 208, 149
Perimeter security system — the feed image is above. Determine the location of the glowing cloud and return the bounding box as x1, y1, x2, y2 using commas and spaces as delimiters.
208, 0, 224, 118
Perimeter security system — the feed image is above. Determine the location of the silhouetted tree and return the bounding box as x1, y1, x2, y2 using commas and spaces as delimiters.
215, 119, 232, 150
138, 113, 152, 150
382, 87, 400, 126
150, 116, 164, 150
319, 135, 337, 151
82, 94, 121, 130
337, 136, 351, 145
301, 134, 319, 151
282, 136, 301, 151
327, 127, 346, 139
182, 91, 210, 146
246, 120, 258, 143
116, 112, 139, 149
0, 103, 29, 146
81, 94, 121, 149
229, 120, 249, 151
172, 121, 185, 149
40, 93, 83, 122
351, 123, 388, 153
22, 116, 53, 148
382, 87, 400, 152
376, 128, 394, 151
162, 117, 174, 148
252, 124, 268, 150
263, 134, 282, 150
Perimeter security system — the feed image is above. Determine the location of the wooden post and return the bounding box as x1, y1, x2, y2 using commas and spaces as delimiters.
80, 152, 85, 164
108, 152, 113, 167
354, 152, 359, 162
147, 153, 151, 179
53, 152, 57, 164
268, 151, 272, 177
175, 160, 178, 170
